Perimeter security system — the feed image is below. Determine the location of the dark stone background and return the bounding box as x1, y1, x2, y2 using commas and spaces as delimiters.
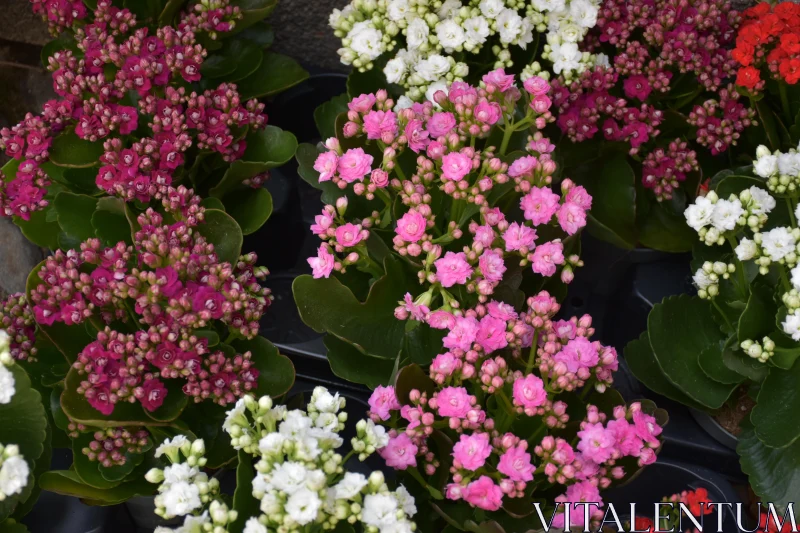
0, 0, 346, 297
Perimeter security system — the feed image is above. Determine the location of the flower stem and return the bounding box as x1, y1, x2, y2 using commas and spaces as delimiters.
726, 235, 748, 297
525, 331, 539, 373
788, 197, 797, 228
711, 298, 734, 333
495, 387, 515, 417
781, 82, 793, 124
780, 265, 792, 293
500, 117, 515, 156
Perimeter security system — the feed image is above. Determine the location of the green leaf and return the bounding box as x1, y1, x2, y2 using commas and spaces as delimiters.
394, 364, 436, 405
222, 187, 272, 235
61, 167, 101, 195
123, 0, 165, 22
698, 341, 745, 385
293, 256, 417, 360
11, 420, 52, 521
738, 282, 778, 345
721, 346, 769, 382
158, 0, 187, 26
201, 197, 226, 211
13, 209, 60, 250
0, 518, 30, 533
314, 94, 350, 141
202, 38, 263, 82
195, 209, 243, 264
49, 131, 104, 168
54, 191, 99, 242
324, 335, 395, 388
647, 295, 738, 409
234, 22, 275, 48
637, 202, 696, 253
210, 126, 298, 198
38, 470, 154, 505
739, 419, 800, 508
229, 451, 260, 533
237, 52, 309, 99
229, 336, 295, 398
92, 197, 133, 246
579, 155, 637, 249
229, 0, 278, 34
0, 365, 48, 522
624, 333, 708, 411
72, 432, 124, 490
752, 364, 800, 448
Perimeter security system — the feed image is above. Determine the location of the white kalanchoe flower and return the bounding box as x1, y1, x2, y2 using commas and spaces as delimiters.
362, 493, 401, 529
406, 18, 429, 50
761, 227, 797, 262
285, 487, 322, 525
736, 238, 759, 261
160, 481, 202, 518
335, 472, 369, 500
0, 445, 29, 501
710, 198, 745, 232
163, 463, 199, 485
463, 16, 490, 48
395, 485, 417, 516
746, 186, 776, 216
684, 195, 715, 232
243, 517, 268, 533
0, 364, 15, 405
155, 435, 189, 461
436, 19, 466, 52
777, 152, 800, 177
783, 310, 800, 341
384, 57, 407, 84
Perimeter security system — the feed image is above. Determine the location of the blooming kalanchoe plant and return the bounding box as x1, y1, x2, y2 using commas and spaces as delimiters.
367, 293, 663, 528
148, 388, 418, 533
29, 186, 270, 416
330, 0, 600, 103
0, 294, 36, 363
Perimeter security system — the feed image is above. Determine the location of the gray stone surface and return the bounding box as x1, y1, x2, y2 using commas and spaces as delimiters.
0, 216, 46, 297
0, 2, 50, 46
270, 0, 349, 73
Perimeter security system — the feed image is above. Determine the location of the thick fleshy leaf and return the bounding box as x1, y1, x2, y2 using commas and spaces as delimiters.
0, 365, 48, 522
49, 131, 104, 168
195, 209, 243, 264
293, 256, 416, 360
38, 470, 154, 505
229, 336, 295, 398
324, 335, 395, 388
13, 209, 60, 250
178, 403, 236, 469
210, 126, 298, 198
578, 155, 636, 249
0, 518, 30, 532
222, 186, 273, 235
697, 341, 745, 385
237, 52, 309, 99
394, 364, 436, 406
637, 202, 696, 253
54, 192, 99, 242
314, 94, 350, 141
721, 346, 769, 382
739, 420, 800, 509
202, 38, 263, 82
738, 282, 778, 344
647, 295, 737, 409
92, 197, 133, 246
752, 364, 800, 448
158, 0, 186, 26
60, 167, 100, 195
123, 0, 165, 23
229, 451, 260, 533
72, 432, 124, 490
229, 0, 278, 34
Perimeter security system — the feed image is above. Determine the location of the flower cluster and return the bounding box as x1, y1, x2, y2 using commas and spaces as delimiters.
329, 0, 601, 102
149, 389, 418, 533
552, 0, 752, 201
0, 331, 15, 405
81, 427, 151, 468
30, 0, 88, 34
734, 2, 800, 91
684, 150, 800, 357
28, 187, 270, 415
178, 0, 243, 40
0, 443, 29, 502
309, 72, 587, 298
369, 291, 662, 517
0, 294, 36, 362
0, 0, 267, 220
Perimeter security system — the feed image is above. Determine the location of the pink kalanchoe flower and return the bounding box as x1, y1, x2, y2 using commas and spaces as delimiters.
552, 481, 603, 529
482, 68, 515, 92
453, 432, 492, 471
520, 186, 560, 225
607, 418, 641, 456
335, 223, 365, 247
427, 310, 456, 330
577, 422, 616, 464
139, 379, 168, 412
443, 316, 479, 351
477, 249, 505, 282
403, 293, 430, 321
498, 445, 534, 482
463, 475, 504, 511
486, 300, 518, 320
565, 185, 592, 210
363, 110, 398, 141
474, 101, 501, 125
314, 150, 339, 182
434, 251, 472, 287
369, 385, 401, 421
348, 93, 376, 114
440, 151, 473, 182
473, 225, 495, 247
513, 374, 547, 409
396, 209, 427, 242
308, 245, 335, 279
405, 119, 430, 153
523, 75, 551, 96
623, 75, 653, 101
531, 240, 565, 276
427, 112, 456, 137
379, 433, 418, 470
531, 94, 552, 114
508, 155, 539, 178
633, 409, 662, 447
476, 315, 508, 353
431, 352, 459, 377
436, 386, 472, 418
311, 209, 334, 235
502, 222, 537, 252
337, 148, 373, 183
554, 337, 599, 373
556, 202, 587, 235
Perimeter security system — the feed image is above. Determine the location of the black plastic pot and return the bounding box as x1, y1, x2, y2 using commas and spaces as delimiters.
604, 458, 744, 532
124, 496, 181, 532
690, 408, 739, 451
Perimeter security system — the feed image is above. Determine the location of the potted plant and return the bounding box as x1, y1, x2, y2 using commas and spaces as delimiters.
624, 143, 800, 511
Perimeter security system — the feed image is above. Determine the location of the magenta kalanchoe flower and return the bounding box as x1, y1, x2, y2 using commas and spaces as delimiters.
30, 185, 270, 414
0, 0, 268, 219
0, 293, 37, 362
